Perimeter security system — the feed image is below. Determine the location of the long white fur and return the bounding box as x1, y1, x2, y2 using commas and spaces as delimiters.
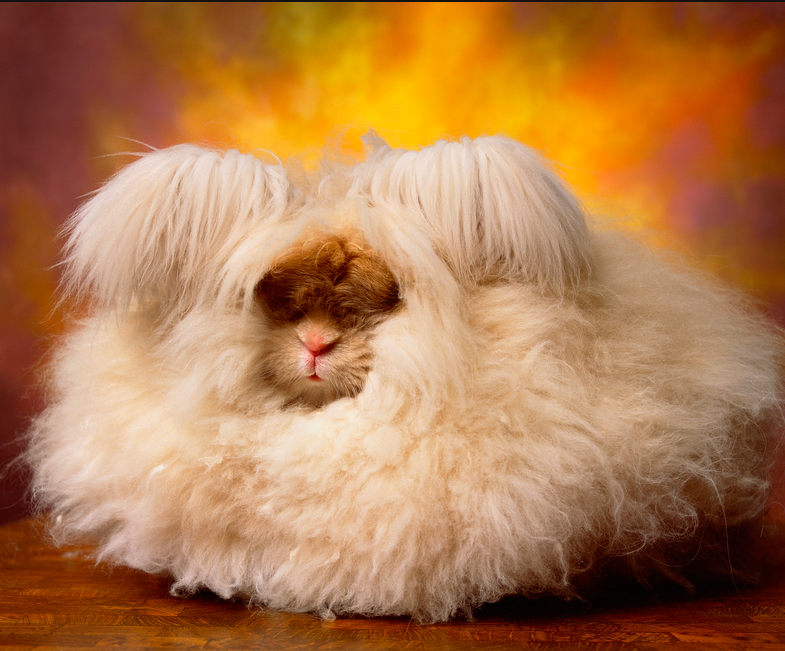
29, 135, 784, 622
350, 133, 593, 290
62, 145, 297, 317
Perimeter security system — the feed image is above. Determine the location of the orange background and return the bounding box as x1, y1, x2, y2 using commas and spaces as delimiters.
1, 3, 784, 523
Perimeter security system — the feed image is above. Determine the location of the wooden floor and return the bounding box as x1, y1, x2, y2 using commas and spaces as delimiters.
2, 517, 785, 649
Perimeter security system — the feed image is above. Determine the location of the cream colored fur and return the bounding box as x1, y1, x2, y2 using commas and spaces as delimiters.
28, 135, 784, 622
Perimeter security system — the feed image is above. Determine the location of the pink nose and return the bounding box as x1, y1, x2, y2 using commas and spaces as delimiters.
302, 333, 332, 356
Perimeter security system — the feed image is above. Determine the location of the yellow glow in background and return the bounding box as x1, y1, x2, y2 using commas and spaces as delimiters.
1, 3, 784, 520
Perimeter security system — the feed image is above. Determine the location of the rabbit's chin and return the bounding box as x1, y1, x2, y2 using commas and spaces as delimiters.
257, 320, 375, 408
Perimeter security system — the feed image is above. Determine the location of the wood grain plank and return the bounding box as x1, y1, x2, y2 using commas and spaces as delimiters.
3, 516, 785, 649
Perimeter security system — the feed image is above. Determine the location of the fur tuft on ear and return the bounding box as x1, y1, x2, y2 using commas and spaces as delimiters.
349, 134, 593, 291
61, 145, 295, 316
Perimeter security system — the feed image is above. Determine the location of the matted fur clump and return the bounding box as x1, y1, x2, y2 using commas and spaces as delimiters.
28, 133, 784, 622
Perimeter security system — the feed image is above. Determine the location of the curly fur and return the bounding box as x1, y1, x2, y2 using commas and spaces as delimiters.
28, 134, 784, 622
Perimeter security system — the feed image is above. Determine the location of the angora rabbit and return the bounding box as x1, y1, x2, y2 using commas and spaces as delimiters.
28, 133, 784, 622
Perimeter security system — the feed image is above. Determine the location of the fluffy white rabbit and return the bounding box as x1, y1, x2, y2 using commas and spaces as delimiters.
28, 134, 784, 622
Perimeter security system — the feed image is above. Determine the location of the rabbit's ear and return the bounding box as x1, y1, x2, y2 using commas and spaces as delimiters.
351, 135, 592, 291
62, 145, 294, 315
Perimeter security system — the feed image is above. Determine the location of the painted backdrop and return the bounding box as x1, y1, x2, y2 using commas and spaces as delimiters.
1, 3, 784, 523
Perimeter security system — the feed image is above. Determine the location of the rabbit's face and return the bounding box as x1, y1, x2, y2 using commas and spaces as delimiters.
254, 233, 401, 406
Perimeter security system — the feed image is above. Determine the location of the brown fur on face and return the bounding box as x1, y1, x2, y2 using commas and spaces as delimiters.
256, 235, 401, 327
254, 234, 401, 406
